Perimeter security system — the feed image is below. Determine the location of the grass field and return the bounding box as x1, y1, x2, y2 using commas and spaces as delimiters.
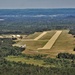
39, 31, 56, 40
39, 30, 75, 57
6, 56, 52, 67
34, 32, 47, 40
6, 30, 75, 67
13, 30, 75, 58
39, 31, 62, 49
51, 30, 75, 52
6, 55, 72, 68
26, 32, 42, 39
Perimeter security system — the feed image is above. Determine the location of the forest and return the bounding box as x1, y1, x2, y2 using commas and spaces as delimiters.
0, 38, 75, 75
0, 16, 75, 34
0, 9, 75, 75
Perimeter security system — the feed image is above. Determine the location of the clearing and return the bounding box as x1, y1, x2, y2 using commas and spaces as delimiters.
5, 56, 52, 67
34, 32, 47, 40
38, 31, 62, 49
13, 30, 75, 58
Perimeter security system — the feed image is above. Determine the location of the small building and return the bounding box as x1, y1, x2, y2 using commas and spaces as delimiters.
16, 35, 21, 38
0, 36, 3, 38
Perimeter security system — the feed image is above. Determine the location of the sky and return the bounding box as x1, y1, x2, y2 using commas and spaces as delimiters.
0, 0, 75, 9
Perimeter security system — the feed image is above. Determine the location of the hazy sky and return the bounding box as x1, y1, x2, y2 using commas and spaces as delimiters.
0, 0, 75, 9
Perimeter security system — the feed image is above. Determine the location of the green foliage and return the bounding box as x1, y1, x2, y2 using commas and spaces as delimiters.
0, 18, 75, 35
21, 54, 47, 60
57, 53, 75, 59
0, 58, 75, 75
44, 57, 72, 68
69, 29, 75, 35
1, 38, 75, 75
0, 38, 23, 57
33, 54, 47, 60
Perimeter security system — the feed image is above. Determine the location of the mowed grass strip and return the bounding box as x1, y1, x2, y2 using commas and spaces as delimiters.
34, 32, 47, 40
50, 30, 75, 54
26, 32, 42, 39
51, 30, 74, 50
13, 30, 75, 58
23, 40, 48, 54
37, 30, 75, 58
39, 31, 62, 49
6, 56, 51, 67
39, 31, 56, 40
14, 40, 48, 51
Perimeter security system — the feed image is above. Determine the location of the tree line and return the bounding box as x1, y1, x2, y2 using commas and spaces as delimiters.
0, 38, 75, 75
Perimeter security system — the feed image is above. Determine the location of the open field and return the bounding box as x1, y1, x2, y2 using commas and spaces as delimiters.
38, 30, 75, 57
13, 30, 75, 58
26, 32, 42, 39
14, 40, 48, 51
49, 30, 75, 56
5, 56, 52, 67
38, 31, 56, 40
34, 32, 47, 40
38, 31, 62, 49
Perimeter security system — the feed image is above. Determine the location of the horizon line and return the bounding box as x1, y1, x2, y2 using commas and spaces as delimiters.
0, 7, 75, 9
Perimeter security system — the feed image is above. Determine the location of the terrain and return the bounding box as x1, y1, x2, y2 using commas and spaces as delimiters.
12, 30, 75, 58
0, 9, 75, 75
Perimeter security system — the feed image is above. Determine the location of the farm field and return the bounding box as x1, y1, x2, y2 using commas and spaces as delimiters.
13, 30, 75, 58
